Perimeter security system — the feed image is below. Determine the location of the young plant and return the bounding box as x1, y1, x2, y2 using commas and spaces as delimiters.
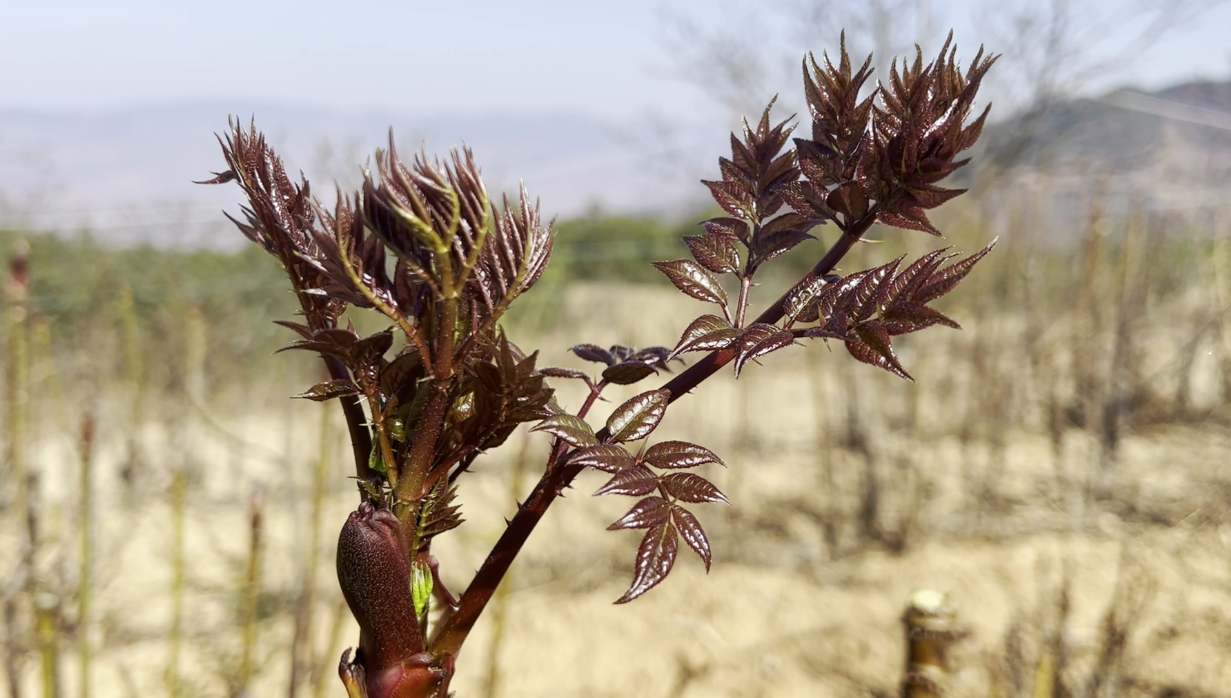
201, 33, 996, 698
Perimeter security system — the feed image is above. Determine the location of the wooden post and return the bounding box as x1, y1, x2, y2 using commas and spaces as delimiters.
902, 590, 962, 698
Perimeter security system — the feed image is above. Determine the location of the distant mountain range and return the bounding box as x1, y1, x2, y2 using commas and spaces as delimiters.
1, 78, 1228, 248
978, 80, 1231, 221
0, 105, 723, 248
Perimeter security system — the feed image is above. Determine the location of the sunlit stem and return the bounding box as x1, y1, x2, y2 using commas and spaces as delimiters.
734, 275, 753, 329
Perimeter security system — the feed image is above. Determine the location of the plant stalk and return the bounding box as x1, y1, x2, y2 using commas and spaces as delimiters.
431, 218, 874, 656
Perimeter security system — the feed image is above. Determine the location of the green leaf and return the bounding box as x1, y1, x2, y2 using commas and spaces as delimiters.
606, 389, 670, 444
411, 559, 433, 619
531, 414, 599, 447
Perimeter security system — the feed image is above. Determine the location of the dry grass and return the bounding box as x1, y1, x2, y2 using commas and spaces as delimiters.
2, 198, 1230, 697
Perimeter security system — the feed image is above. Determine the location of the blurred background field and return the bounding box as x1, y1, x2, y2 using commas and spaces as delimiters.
4, 1, 1231, 696
2, 171, 1231, 697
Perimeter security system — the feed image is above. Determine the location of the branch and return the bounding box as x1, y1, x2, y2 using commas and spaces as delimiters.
429, 213, 877, 657
323, 355, 376, 486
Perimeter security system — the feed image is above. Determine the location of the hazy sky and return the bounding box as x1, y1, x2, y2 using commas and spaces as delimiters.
4, 0, 1231, 121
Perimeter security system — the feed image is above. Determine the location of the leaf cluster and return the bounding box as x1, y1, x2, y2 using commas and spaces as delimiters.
204, 123, 557, 541
532, 384, 728, 603
205, 32, 1001, 684
656, 32, 998, 381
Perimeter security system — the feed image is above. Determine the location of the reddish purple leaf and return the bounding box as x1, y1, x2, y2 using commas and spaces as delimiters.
684, 233, 741, 275
530, 414, 599, 448
749, 229, 814, 271
594, 465, 660, 497
661, 473, 731, 505
846, 322, 912, 381
293, 379, 360, 402
670, 315, 740, 359
915, 239, 998, 304
734, 323, 796, 376
607, 496, 672, 531
702, 179, 753, 219
568, 444, 635, 473
883, 248, 951, 306
671, 506, 712, 571
643, 441, 724, 470
606, 389, 670, 444
570, 344, 615, 366
702, 217, 750, 243
846, 256, 903, 323
879, 205, 940, 236
782, 276, 829, 324
540, 367, 591, 381
273, 320, 314, 340
652, 260, 728, 307
880, 301, 959, 335
614, 521, 679, 604
602, 361, 658, 386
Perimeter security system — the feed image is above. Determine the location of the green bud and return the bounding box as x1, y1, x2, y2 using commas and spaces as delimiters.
411, 559, 433, 619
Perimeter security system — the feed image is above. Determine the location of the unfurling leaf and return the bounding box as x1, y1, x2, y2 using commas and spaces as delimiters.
614, 521, 679, 604
642, 441, 724, 470
734, 323, 795, 376
293, 379, 361, 402
594, 466, 659, 497
568, 444, 635, 473
671, 506, 712, 571
606, 389, 670, 444
531, 414, 599, 447
652, 260, 728, 307
607, 496, 672, 531
661, 473, 731, 505
602, 361, 659, 386
670, 315, 739, 359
